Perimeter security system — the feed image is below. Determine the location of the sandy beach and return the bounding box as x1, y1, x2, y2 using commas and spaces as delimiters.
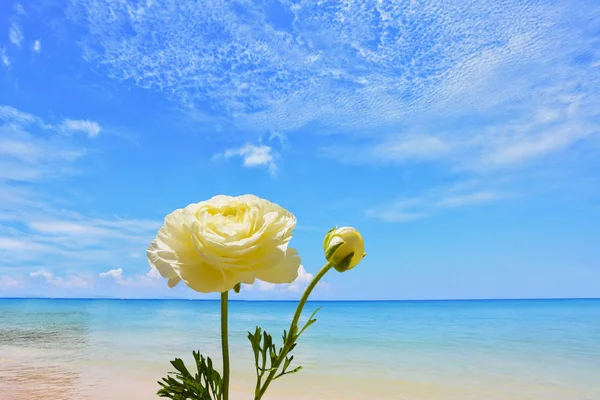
1, 351, 597, 400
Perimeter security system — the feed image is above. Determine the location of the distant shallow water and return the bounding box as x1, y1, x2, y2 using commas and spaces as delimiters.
1, 298, 599, 399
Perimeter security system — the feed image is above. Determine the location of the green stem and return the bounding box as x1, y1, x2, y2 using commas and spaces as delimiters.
288, 262, 333, 338
221, 291, 230, 400
255, 262, 333, 400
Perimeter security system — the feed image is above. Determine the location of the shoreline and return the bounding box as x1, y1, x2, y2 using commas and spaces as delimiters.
1, 297, 598, 302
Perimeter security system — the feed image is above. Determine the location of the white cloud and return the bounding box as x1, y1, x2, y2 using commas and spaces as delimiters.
218, 143, 278, 176
99, 267, 162, 287
0, 106, 106, 183
286, 265, 313, 293
67, 0, 600, 177
326, 97, 598, 172
14, 4, 27, 16
0, 137, 83, 165
436, 192, 499, 208
269, 131, 287, 147
29, 221, 112, 236
1, 48, 9, 68
0, 237, 56, 253
256, 281, 276, 292
30, 270, 91, 288
0, 179, 161, 269
377, 136, 451, 161
99, 268, 124, 282
369, 183, 505, 223
367, 209, 430, 223
0, 275, 22, 288
0, 106, 158, 272
325, 135, 451, 164
9, 23, 23, 48
0, 125, 87, 182
27, 219, 160, 241
325, 89, 599, 174
146, 267, 162, 279
60, 119, 102, 137
25, 218, 160, 244
66, 0, 584, 130
248, 265, 314, 293
0, 105, 44, 125
33, 39, 41, 53
1, 106, 103, 137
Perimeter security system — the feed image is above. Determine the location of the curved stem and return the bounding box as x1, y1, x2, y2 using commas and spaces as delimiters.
221, 291, 230, 400
255, 262, 333, 400
288, 262, 333, 337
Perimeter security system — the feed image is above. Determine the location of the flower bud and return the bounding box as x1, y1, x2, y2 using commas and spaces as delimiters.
323, 226, 366, 272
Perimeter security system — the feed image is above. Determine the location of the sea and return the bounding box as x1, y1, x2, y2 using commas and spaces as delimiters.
0, 298, 599, 400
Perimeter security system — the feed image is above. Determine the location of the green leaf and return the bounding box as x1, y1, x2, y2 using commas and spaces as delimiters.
170, 358, 191, 376
323, 226, 338, 252
333, 251, 355, 272
157, 351, 223, 400
324, 241, 344, 260
288, 366, 303, 374
298, 307, 321, 338
283, 355, 294, 372
250, 307, 325, 394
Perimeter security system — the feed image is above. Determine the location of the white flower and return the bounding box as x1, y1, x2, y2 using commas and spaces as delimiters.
147, 195, 300, 293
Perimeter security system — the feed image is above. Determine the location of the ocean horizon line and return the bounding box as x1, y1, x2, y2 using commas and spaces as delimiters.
1, 296, 598, 302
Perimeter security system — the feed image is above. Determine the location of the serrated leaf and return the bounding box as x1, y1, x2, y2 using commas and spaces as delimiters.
283, 355, 294, 372
157, 352, 223, 400
288, 366, 303, 374
170, 358, 191, 377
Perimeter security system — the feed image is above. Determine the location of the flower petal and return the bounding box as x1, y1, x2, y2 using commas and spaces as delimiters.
222, 270, 256, 292
167, 276, 182, 288
254, 247, 301, 284
146, 239, 181, 287
174, 262, 227, 293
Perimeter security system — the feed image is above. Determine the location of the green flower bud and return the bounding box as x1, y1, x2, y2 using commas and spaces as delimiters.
323, 226, 366, 272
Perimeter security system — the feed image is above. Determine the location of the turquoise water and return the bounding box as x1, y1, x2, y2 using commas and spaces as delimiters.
0, 299, 599, 399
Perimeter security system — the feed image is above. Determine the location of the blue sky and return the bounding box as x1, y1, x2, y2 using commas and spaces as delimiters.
0, 0, 599, 300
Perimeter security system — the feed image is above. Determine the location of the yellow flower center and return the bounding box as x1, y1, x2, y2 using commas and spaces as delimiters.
196, 203, 254, 240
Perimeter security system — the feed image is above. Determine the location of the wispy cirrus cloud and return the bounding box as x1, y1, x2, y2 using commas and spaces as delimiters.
30, 270, 91, 288
0, 187, 161, 292
14, 3, 27, 16
0, 105, 45, 125
368, 181, 507, 223
324, 92, 600, 172
60, 119, 101, 137
0, 275, 23, 288
0, 106, 102, 136
0, 106, 155, 285
66, 1, 594, 128
9, 22, 23, 48
0, 106, 103, 181
323, 135, 452, 165
65, 0, 600, 186
0, 192, 161, 267
1, 48, 9, 68
436, 192, 499, 209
